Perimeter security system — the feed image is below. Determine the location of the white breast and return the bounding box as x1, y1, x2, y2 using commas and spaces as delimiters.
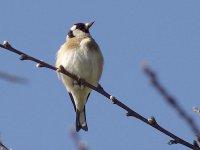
62, 48, 94, 81
59, 44, 102, 88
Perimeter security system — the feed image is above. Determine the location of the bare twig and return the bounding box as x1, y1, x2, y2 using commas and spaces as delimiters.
143, 63, 200, 144
70, 129, 88, 150
0, 41, 199, 150
0, 142, 9, 150
0, 70, 28, 84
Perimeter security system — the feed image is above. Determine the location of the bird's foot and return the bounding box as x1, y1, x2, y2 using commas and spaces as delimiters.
73, 76, 85, 89
56, 65, 65, 73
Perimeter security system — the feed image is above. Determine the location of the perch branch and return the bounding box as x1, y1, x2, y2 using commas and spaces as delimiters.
0, 41, 199, 150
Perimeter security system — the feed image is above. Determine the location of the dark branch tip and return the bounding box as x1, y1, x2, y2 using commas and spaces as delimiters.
148, 116, 157, 125
19, 54, 28, 60
142, 62, 157, 83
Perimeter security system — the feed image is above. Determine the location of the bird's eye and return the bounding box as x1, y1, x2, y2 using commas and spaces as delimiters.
68, 30, 74, 38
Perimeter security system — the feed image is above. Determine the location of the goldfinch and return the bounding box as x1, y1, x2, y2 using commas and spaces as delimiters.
56, 22, 104, 131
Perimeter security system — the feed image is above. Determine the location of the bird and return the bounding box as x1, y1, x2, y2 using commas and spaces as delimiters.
56, 22, 104, 132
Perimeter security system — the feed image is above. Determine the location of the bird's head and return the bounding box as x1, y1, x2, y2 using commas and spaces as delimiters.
67, 21, 94, 38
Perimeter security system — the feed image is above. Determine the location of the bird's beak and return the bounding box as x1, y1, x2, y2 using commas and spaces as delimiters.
85, 21, 95, 29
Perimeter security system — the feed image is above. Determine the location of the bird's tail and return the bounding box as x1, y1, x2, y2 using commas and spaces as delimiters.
76, 107, 88, 132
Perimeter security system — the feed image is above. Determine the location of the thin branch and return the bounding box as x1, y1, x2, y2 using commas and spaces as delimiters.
0, 41, 199, 150
143, 63, 200, 143
70, 129, 88, 150
0, 142, 9, 150
0, 70, 28, 84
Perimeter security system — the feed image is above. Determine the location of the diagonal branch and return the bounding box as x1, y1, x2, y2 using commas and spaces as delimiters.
0, 41, 199, 150
143, 63, 200, 142
0, 70, 28, 84
0, 142, 10, 150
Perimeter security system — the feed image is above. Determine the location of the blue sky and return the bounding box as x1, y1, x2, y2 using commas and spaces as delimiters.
0, 0, 200, 149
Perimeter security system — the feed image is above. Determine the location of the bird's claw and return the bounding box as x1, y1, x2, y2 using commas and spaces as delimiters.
77, 77, 84, 85
77, 77, 85, 89
56, 65, 65, 73
73, 76, 85, 89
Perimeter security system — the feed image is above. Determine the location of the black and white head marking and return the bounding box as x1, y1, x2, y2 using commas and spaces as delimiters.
67, 22, 94, 38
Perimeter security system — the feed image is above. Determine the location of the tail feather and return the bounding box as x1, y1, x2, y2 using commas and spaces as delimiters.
76, 107, 88, 132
